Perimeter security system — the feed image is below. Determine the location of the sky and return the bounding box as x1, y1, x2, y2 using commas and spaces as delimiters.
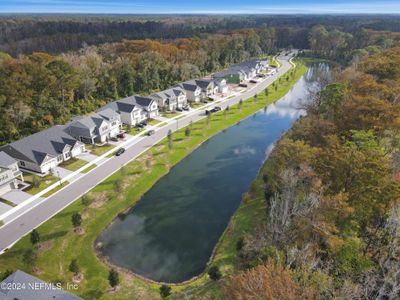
1, 0, 400, 14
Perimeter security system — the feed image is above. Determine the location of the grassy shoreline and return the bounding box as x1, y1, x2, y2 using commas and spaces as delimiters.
0, 61, 307, 299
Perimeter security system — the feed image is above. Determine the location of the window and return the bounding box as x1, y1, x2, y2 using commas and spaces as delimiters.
20, 161, 25, 166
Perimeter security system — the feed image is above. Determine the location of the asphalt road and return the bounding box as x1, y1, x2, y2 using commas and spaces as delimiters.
0, 54, 292, 253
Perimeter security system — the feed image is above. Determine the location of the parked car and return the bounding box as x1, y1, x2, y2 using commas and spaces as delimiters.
115, 148, 125, 156
136, 123, 145, 128
214, 106, 222, 111
110, 137, 118, 142
141, 121, 148, 126
239, 83, 248, 88
117, 132, 126, 139
257, 74, 266, 78
250, 80, 258, 83
176, 107, 183, 112
147, 129, 155, 136
182, 106, 190, 111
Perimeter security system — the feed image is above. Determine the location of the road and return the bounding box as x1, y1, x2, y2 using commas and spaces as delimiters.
0, 54, 293, 253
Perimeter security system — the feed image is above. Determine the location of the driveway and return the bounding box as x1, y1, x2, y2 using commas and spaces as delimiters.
2, 190, 32, 206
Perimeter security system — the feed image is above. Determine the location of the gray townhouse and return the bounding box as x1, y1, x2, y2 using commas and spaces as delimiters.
213, 58, 269, 83
151, 86, 187, 111
0, 152, 24, 195
0, 270, 82, 300
213, 78, 229, 93
177, 81, 202, 103
101, 95, 159, 126
0, 126, 85, 174
66, 108, 122, 144
194, 79, 218, 99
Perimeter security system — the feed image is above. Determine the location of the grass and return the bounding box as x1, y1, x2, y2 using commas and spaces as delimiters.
81, 164, 97, 174
89, 144, 115, 156
148, 119, 161, 126
59, 158, 88, 172
0, 198, 17, 207
24, 173, 59, 195
0, 61, 307, 300
42, 181, 69, 198
160, 111, 182, 118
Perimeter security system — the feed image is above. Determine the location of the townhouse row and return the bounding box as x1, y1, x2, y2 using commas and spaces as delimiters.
0, 58, 270, 195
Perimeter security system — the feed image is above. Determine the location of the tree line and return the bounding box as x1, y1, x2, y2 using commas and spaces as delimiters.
224, 47, 400, 299
0, 28, 276, 145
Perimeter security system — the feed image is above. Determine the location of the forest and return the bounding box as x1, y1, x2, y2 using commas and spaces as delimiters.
1, 15, 400, 146
223, 47, 400, 299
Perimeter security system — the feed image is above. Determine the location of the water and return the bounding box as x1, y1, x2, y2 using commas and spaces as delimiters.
98, 64, 330, 283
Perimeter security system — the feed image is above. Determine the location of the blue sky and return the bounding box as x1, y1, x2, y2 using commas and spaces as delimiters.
1, 0, 400, 14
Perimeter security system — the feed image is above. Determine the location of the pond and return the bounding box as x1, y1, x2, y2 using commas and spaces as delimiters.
97, 63, 331, 283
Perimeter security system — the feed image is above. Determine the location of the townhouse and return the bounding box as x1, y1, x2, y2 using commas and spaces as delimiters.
0, 152, 23, 195
213, 58, 269, 83
0, 126, 85, 174
67, 108, 122, 144
151, 86, 187, 111
177, 81, 202, 103
102, 95, 159, 126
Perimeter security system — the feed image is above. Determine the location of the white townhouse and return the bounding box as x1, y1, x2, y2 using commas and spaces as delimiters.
0, 126, 85, 174
151, 87, 187, 111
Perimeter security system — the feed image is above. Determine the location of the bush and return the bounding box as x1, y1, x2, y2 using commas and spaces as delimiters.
160, 284, 171, 298
108, 269, 119, 288
208, 266, 222, 281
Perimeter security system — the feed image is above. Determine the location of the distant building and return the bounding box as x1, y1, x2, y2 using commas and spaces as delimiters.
0, 270, 82, 300
0, 152, 23, 195
213, 58, 269, 83
0, 126, 85, 174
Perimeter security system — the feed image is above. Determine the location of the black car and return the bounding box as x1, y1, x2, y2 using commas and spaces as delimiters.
250, 80, 258, 83
115, 148, 125, 156
176, 107, 183, 112
239, 83, 248, 88
136, 123, 145, 128
147, 130, 155, 136
141, 121, 148, 126
214, 106, 222, 111
182, 106, 190, 111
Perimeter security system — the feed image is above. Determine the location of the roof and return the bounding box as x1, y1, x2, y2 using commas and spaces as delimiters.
96, 107, 120, 121
133, 95, 154, 108
0, 270, 82, 300
152, 87, 185, 101
0, 126, 81, 165
0, 152, 17, 169
69, 114, 105, 130
179, 80, 200, 92
194, 79, 213, 90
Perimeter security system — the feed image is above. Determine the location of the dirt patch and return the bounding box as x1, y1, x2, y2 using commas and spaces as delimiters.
74, 227, 85, 235
89, 192, 108, 208
72, 273, 84, 283
32, 267, 43, 275
35, 240, 53, 252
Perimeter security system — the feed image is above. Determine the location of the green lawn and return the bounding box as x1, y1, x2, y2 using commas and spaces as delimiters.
59, 158, 88, 172
24, 173, 59, 195
81, 164, 97, 173
0, 61, 307, 300
0, 198, 16, 207
89, 144, 116, 156
160, 111, 182, 118
148, 118, 162, 126
42, 181, 69, 198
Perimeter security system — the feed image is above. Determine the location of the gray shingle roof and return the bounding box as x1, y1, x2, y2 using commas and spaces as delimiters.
96, 107, 120, 121
0, 151, 17, 169
0, 126, 81, 165
0, 270, 82, 300
179, 80, 200, 92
